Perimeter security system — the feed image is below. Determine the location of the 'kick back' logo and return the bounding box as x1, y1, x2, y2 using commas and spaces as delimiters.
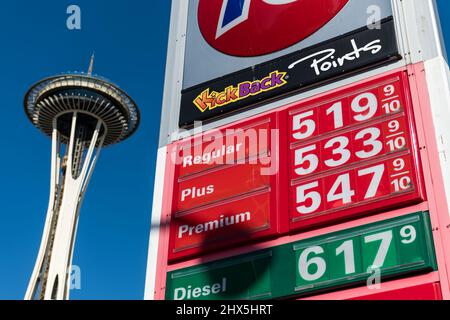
193, 71, 287, 113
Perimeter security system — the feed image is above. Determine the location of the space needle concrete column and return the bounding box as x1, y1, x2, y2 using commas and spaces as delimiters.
24, 58, 140, 300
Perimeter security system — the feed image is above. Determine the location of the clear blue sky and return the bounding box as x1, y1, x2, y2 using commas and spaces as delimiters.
0, 1, 449, 300
0, 1, 170, 299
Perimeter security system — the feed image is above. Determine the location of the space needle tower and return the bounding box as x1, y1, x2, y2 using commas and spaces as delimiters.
24, 56, 140, 300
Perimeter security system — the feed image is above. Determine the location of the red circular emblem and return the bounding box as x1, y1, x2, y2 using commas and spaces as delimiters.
198, 0, 350, 57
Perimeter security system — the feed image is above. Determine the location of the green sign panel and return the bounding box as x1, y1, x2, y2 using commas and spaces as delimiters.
167, 252, 272, 300
166, 212, 437, 300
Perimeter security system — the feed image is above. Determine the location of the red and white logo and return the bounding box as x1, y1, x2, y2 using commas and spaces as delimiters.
198, 0, 350, 57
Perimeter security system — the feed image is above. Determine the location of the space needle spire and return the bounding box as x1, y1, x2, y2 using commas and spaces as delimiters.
87, 52, 95, 77
24, 57, 140, 300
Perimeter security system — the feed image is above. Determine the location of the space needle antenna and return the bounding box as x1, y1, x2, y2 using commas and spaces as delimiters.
24, 57, 140, 300
87, 52, 95, 77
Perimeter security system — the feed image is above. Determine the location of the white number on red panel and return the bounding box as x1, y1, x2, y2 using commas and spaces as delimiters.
292, 116, 409, 177
294, 155, 415, 216
290, 81, 404, 142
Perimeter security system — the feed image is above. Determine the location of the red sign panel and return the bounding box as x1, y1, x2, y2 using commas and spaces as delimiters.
169, 115, 279, 262
350, 283, 442, 300
290, 153, 419, 229
288, 79, 404, 143
289, 115, 411, 178
177, 119, 271, 178
169, 191, 273, 261
288, 72, 424, 231
174, 159, 271, 212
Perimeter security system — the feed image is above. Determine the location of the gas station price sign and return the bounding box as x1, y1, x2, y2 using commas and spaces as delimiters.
288, 72, 424, 230
167, 71, 425, 262
165, 211, 437, 300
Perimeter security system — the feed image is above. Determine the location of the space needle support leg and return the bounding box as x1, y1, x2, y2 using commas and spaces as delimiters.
64, 119, 104, 299
25, 111, 103, 300
24, 123, 62, 300
42, 112, 104, 300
